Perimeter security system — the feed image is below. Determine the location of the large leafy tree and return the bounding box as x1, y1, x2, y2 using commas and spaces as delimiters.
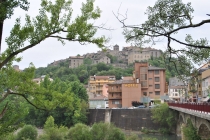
0, 0, 30, 52
0, 0, 107, 135
116, 0, 210, 76
24, 77, 89, 127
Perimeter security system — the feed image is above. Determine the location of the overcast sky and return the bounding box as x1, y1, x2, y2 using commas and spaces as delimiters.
2, 0, 210, 69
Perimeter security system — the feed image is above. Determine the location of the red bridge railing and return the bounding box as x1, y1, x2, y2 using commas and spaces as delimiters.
168, 102, 210, 113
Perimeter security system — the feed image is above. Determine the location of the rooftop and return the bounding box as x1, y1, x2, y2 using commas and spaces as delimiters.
108, 80, 134, 85
148, 66, 165, 70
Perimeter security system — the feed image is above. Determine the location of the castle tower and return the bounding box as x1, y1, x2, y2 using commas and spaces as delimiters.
113, 44, 119, 51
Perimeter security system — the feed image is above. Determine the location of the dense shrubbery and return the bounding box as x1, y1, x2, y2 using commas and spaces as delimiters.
151, 103, 176, 134
3, 116, 163, 140
183, 119, 201, 140
35, 62, 134, 84
23, 77, 89, 128
16, 125, 38, 140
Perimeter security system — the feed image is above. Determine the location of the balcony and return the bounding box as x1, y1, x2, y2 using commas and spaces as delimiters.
108, 96, 122, 100
96, 88, 102, 91
96, 84, 103, 87
107, 89, 122, 93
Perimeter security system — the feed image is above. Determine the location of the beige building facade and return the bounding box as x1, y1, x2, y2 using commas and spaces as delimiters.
88, 76, 116, 96
69, 56, 84, 68
93, 55, 110, 64
125, 47, 162, 64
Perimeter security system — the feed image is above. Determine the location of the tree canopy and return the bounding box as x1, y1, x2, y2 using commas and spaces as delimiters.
116, 0, 210, 76
0, 0, 108, 136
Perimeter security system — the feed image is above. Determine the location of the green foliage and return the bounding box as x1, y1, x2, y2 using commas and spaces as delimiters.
23, 78, 89, 127
122, 0, 209, 77
16, 125, 38, 140
0, 0, 108, 137
126, 133, 139, 140
66, 122, 126, 140
151, 103, 176, 133
67, 123, 92, 140
0, 0, 29, 21
35, 61, 134, 84
39, 116, 68, 140
183, 119, 201, 140
106, 54, 118, 63
84, 58, 93, 65
149, 56, 191, 82
141, 128, 150, 134
0, 133, 16, 140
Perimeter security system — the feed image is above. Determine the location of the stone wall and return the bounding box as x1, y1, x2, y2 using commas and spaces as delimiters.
87, 109, 160, 131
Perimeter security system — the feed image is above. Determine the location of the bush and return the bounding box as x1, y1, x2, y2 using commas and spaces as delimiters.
16, 125, 38, 140
0, 133, 16, 140
91, 122, 109, 140
183, 119, 201, 140
38, 116, 68, 140
126, 133, 139, 140
67, 123, 92, 140
90, 122, 125, 140
106, 127, 125, 140
151, 103, 176, 133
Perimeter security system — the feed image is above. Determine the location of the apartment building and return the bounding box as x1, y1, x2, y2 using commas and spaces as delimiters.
88, 76, 116, 96
202, 68, 210, 97
69, 56, 84, 68
168, 77, 187, 101
107, 62, 167, 108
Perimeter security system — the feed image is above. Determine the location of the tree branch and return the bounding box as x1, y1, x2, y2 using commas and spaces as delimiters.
9, 91, 47, 111
0, 102, 8, 119
0, 29, 62, 69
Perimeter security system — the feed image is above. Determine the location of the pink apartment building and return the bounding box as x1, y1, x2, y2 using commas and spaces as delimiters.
108, 62, 167, 108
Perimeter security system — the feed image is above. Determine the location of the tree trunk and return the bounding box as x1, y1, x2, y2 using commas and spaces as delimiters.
0, 22, 3, 53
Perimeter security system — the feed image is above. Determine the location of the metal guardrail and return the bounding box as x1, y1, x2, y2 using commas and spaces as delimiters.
168, 102, 210, 113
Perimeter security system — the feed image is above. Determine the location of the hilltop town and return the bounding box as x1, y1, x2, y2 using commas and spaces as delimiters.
48, 45, 162, 68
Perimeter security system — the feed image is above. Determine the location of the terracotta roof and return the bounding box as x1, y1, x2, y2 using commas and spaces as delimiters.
108, 80, 134, 85
93, 76, 115, 80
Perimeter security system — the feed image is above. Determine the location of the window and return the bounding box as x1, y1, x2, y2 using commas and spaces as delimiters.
112, 101, 120, 104
149, 92, 153, 94
140, 74, 147, 80
140, 67, 147, 73
143, 92, 147, 96
141, 81, 147, 87
155, 91, 160, 95
112, 93, 113, 97
155, 70, 159, 75
155, 84, 160, 89
155, 77, 160, 82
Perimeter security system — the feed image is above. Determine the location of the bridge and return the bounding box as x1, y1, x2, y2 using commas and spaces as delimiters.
168, 102, 210, 139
